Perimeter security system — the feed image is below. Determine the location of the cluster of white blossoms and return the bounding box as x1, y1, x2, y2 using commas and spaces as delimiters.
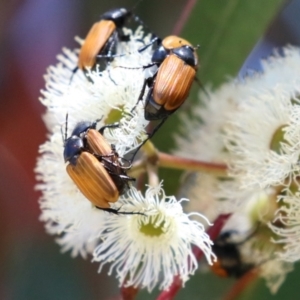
36, 27, 216, 292
174, 46, 300, 292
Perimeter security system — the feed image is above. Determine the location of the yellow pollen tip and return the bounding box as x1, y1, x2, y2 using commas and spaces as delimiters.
269, 125, 288, 154
105, 106, 124, 124
139, 217, 165, 237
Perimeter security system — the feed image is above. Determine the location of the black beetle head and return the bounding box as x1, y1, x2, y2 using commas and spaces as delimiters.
151, 45, 168, 64
172, 45, 197, 67
63, 136, 84, 165
100, 8, 131, 28
71, 121, 96, 137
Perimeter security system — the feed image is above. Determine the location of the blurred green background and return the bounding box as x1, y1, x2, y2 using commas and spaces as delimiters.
2, 0, 300, 299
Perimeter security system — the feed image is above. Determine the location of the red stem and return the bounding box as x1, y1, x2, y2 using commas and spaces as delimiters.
156, 214, 231, 300
172, 0, 198, 36
120, 286, 139, 300
223, 269, 259, 300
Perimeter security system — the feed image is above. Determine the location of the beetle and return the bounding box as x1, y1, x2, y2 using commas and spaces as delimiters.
63, 115, 138, 215
71, 6, 152, 85
129, 35, 199, 160
139, 35, 198, 120
210, 230, 256, 278
77, 7, 149, 72
78, 8, 130, 71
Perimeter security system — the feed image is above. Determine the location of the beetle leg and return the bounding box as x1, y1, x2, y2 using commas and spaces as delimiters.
138, 35, 161, 53
96, 32, 118, 85
94, 153, 115, 160
137, 78, 148, 101
131, 77, 152, 113
130, 117, 168, 163
99, 123, 119, 135
108, 69, 118, 86
117, 156, 133, 169
96, 206, 145, 216
148, 117, 168, 138
115, 174, 135, 181
101, 155, 132, 171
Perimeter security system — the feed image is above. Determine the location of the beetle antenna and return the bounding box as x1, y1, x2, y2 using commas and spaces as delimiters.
194, 76, 210, 99
194, 44, 200, 50
138, 35, 161, 52
61, 113, 69, 144
131, 0, 145, 12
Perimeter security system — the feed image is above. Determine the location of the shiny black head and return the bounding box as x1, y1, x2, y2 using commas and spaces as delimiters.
100, 8, 132, 28
71, 121, 96, 137
151, 45, 168, 64
172, 46, 197, 67
63, 136, 84, 165
62, 117, 96, 166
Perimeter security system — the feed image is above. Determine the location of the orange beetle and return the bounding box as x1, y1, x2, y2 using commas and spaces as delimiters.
130, 36, 198, 161
63, 118, 136, 214
78, 8, 132, 71
141, 35, 198, 120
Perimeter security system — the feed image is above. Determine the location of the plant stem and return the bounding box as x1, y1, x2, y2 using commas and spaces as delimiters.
129, 148, 227, 178
156, 214, 231, 300
158, 152, 227, 176
223, 269, 259, 300
147, 163, 159, 187
120, 286, 139, 300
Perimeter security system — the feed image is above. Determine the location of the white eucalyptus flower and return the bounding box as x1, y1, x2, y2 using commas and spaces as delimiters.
223, 47, 300, 189
174, 80, 248, 214
93, 185, 216, 292
269, 190, 300, 262
224, 86, 300, 189
174, 82, 238, 163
